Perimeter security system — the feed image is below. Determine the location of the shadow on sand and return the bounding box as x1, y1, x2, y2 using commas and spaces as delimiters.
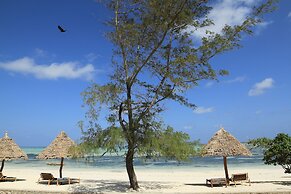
185, 180, 291, 188
68, 178, 291, 193
0, 178, 26, 182
69, 179, 175, 193
251, 180, 291, 186
16, 178, 26, 182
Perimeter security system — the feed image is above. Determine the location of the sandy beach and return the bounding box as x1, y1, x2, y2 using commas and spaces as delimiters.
0, 165, 290, 194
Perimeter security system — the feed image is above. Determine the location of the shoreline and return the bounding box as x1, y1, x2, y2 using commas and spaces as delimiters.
0, 166, 290, 193
1, 191, 291, 194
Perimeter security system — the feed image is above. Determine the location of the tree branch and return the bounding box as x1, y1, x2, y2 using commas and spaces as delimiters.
135, 33, 175, 124
119, 102, 126, 131
129, 0, 188, 88
115, 0, 129, 81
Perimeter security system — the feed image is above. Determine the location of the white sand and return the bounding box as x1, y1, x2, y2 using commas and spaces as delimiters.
0, 165, 290, 193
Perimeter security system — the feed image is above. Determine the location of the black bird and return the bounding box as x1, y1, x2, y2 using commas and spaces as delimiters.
57, 25, 66, 32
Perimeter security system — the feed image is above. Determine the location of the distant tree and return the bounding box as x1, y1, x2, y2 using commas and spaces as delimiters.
249, 133, 291, 173
79, 0, 278, 190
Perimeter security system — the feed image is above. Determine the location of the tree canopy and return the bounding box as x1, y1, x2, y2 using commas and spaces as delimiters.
249, 133, 291, 173
79, 0, 278, 190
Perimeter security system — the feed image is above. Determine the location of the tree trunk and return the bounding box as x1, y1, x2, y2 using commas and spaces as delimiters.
0, 159, 5, 172
126, 147, 139, 190
223, 156, 230, 185
59, 157, 64, 178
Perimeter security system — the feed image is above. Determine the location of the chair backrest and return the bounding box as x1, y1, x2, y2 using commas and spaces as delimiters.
40, 173, 54, 180
232, 173, 248, 181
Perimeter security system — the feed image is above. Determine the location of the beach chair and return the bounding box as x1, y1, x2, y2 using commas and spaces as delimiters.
0, 172, 17, 182
230, 173, 251, 186
57, 177, 80, 185
38, 173, 58, 185
38, 173, 80, 186
206, 178, 227, 188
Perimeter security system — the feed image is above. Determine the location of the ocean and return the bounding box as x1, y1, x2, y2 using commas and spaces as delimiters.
4, 147, 267, 171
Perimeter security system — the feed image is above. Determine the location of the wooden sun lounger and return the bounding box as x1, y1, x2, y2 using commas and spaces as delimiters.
38, 173, 58, 185
57, 177, 80, 185
0, 172, 17, 182
230, 173, 251, 186
38, 173, 80, 186
206, 178, 227, 187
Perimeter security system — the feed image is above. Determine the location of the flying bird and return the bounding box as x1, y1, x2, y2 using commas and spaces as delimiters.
57, 25, 66, 32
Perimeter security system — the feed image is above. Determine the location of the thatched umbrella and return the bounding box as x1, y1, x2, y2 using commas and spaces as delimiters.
0, 132, 28, 172
202, 128, 252, 185
37, 131, 75, 178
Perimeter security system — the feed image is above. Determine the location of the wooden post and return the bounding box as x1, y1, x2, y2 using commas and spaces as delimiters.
59, 157, 64, 178
223, 156, 230, 185
0, 159, 5, 172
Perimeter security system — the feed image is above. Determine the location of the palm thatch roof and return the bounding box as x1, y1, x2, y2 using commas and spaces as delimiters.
37, 131, 76, 159
202, 128, 251, 157
0, 132, 28, 160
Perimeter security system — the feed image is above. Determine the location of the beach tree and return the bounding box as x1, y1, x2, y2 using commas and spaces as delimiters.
249, 133, 291, 174
79, 0, 278, 190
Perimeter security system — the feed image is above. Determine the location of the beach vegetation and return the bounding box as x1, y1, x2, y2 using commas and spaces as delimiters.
249, 133, 291, 173
69, 141, 100, 158
79, 0, 278, 190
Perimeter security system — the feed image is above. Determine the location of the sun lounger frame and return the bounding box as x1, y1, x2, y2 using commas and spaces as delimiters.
0, 172, 16, 182
38, 173, 80, 186
57, 177, 80, 185
230, 173, 251, 186
38, 173, 58, 185
206, 178, 227, 188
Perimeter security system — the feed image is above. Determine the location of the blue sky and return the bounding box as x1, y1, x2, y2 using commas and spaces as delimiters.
0, 0, 290, 146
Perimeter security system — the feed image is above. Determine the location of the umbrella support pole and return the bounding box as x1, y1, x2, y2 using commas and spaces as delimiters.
59, 157, 64, 178
223, 156, 230, 186
0, 159, 4, 172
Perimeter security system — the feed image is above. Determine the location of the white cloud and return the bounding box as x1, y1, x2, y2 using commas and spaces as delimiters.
224, 76, 246, 83
258, 21, 273, 28
34, 48, 57, 60
35, 48, 47, 57
194, 106, 214, 114
288, 12, 291, 18
184, 125, 193, 130
85, 52, 100, 62
255, 21, 273, 35
206, 76, 246, 87
206, 81, 215, 87
248, 78, 274, 96
188, 0, 268, 38
0, 57, 95, 80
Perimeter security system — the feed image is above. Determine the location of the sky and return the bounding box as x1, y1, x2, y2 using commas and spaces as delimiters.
0, 0, 291, 146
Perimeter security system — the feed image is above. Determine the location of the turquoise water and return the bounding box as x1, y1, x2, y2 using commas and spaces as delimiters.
3, 147, 266, 170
